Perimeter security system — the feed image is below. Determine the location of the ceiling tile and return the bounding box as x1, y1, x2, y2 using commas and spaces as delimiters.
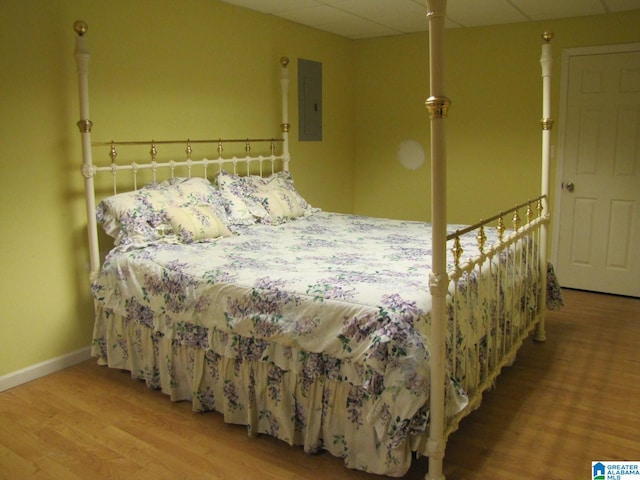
277, 5, 354, 27
380, 12, 431, 33
221, 0, 319, 14
511, 0, 605, 20
603, 0, 640, 11
335, 0, 427, 20
320, 16, 401, 38
333, 0, 429, 32
219, 0, 640, 39
447, 0, 529, 26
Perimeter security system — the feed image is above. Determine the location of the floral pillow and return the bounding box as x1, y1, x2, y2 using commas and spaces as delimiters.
96, 188, 169, 250
251, 172, 317, 224
96, 177, 231, 250
216, 170, 316, 225
155, 177, 220, 207
166, 204, 231, 243
216, 171, 270, 225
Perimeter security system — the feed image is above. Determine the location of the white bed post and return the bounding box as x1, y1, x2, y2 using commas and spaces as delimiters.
280, 57, 291, 172
425, 1, 450, 479
536, 32, 553, 342
74, 20, 100, 283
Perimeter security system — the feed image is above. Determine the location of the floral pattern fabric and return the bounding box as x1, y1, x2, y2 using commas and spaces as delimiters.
91, 212, 562, 476
96, 177, 231, 250
216, 171, 317, 225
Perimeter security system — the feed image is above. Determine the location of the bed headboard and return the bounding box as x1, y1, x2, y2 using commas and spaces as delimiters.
73, 20, 291, 281
88, 137, 289, 195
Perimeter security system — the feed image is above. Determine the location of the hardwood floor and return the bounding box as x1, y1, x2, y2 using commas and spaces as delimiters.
1, 289, 638, 479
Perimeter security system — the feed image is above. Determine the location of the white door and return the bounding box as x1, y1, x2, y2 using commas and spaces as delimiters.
554, 45, 640, 298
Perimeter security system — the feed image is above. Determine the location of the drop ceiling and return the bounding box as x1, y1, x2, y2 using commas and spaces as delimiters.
219, 0, 640, 39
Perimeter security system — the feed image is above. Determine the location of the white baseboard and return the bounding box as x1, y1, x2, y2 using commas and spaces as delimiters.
0, 347, 92, 393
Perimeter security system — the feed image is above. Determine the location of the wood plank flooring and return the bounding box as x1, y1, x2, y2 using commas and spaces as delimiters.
1, 289, 638, 479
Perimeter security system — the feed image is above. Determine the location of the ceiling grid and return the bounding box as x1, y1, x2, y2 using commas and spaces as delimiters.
220, 0, 640, 38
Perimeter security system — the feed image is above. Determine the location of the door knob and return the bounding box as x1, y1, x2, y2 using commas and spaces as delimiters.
565, 182, 575, 192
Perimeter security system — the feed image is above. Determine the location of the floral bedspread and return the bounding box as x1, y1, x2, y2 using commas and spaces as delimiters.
91, 212, 561, 476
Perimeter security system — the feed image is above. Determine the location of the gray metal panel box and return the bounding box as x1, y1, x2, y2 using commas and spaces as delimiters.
298, 59, 322, 141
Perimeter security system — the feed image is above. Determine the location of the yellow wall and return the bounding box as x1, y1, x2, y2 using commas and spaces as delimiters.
0, 0, 353, 377
353, 10, 640, 223
1, 0, 639, 379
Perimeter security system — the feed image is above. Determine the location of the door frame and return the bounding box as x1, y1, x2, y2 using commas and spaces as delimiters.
551, 42, 640, 272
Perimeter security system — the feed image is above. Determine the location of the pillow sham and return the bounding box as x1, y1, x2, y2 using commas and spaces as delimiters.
166, 204, 231, 243
96, 188, 170, 250
97, 177, 231, 249
216, 171, 270, 225
251, 172, 316, 224
155, 177, 221, 207
216, 170, 316, 225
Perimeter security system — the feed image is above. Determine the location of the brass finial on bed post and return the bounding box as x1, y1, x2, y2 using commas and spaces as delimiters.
73, 20, 88, 37
541, 31, 554, 43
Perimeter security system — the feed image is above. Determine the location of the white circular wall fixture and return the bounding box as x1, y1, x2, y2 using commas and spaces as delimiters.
397, 140, 425, 170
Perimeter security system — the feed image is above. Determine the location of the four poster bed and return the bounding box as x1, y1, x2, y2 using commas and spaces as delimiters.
73, 2, 562, 478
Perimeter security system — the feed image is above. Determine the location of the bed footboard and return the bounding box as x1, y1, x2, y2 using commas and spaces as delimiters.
443, 198, 550, 440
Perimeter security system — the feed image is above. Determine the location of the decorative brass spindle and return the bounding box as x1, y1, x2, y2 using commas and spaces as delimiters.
536, 198, 544, 217
245, 139, 251, 155
186, 140, 192, 160
217, 140, 223, 157
512, 207, 521, 231
109, 142, 117, 163
476, 223, 487, 254
270, 139, 276, 155
452, 234, 463, 266
150, 142, 157, 162
526, 203, 533, 224
497, 214, 505, 242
